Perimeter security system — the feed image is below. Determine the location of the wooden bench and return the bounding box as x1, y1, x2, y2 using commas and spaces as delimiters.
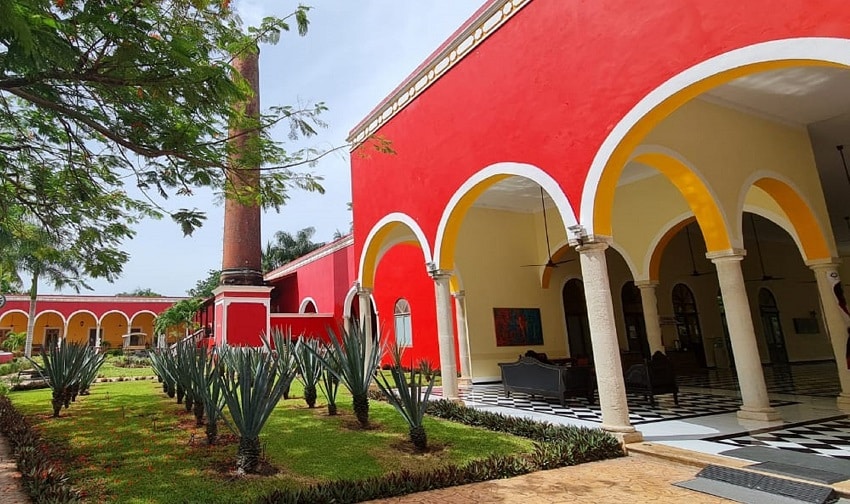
499, 356, 596, 406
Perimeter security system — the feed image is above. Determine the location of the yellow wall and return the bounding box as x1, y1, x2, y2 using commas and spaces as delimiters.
65, 313, 98, 345
0, 312, 28, 334
100, 313, 129, 349
32, 313, 65, 348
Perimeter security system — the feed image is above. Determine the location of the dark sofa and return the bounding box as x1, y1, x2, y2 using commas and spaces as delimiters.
623, 351, 679, 406
499, 356, 596, 406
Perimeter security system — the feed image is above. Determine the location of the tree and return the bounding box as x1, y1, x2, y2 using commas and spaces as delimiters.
1, 0, 332, 273
188, 269, 222, 299
0, 211, 122, 357
262, 226, 324, 272
117, 288, 161, 297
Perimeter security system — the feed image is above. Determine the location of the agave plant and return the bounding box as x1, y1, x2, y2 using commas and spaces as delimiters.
309, 322, 383, 427
218, 346, 294, 474
263, 328, 299, 399
375, 343, 436, 451
318, 343, 341, 416
150, 349, 177, 398
28, 343, 105, 417
186, 345, 225, 443
293, 338, 323, 408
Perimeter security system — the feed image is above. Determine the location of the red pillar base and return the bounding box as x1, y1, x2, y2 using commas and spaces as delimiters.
212, 286, 273, 347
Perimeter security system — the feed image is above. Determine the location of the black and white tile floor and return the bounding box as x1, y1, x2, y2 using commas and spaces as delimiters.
709, 416, 850, 461
435, 384, 794, 425
677, 362, 841, 397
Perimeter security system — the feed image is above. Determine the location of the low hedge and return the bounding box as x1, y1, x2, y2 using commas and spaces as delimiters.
258, 399, 624, 503
0, 396, 80, 503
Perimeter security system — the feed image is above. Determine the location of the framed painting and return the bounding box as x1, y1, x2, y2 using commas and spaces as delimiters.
493, 308, 543, 346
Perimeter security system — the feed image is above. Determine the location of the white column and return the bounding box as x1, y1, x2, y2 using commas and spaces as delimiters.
709, 250, 779, 421
453, 291, 473, 386
807, 260, 850, 409
357, 287, 374, 373
431, 270, 459, 401
577, 242, 641, 442
635, 280, 664, 356
95, 323, 102, 350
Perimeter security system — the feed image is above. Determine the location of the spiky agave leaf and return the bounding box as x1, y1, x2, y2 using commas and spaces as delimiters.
375, 343, 436, 451
27, 343, 104, 417
318, 343, 341, 415
217, 346, 293, 474
306, 322, 382, 427
293, 338, 323, 408
262, 327, 298, 399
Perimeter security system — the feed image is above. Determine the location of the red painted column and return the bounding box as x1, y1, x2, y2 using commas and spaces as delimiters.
215, 48, 271, 347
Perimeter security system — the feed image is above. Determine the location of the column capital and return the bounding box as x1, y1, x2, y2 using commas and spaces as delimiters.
429, 268, 454, 281
707, 248, 747, 263
575, 242, 609, 254
806, 258, 841, 271
634, 280, 659, 289
452, 290, 466, 300
356, 286, 373, 296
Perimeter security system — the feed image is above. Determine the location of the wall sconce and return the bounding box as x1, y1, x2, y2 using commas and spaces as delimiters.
79, 320, 84, 327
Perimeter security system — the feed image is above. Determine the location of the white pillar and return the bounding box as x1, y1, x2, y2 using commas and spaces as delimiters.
357, 287, 374, 374
577, 242, 641, 442
635, 280, 664, 356
807, 260, 850, 409
431, 270, 459, 401
453, 290, 473, 386
709, 250, 779, 421
95, 323, 102, 350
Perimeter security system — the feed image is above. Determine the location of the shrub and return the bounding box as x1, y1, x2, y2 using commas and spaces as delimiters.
0, 396, 81, 502
258, 399, 624, 503
374, 344, 435, 451
28, 343, 106, 417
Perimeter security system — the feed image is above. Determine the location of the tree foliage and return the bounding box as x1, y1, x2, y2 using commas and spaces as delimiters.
188, 269, 221, 298
116, 287, 161, 297
262, 226, 324, 272
1, 0, 329, 271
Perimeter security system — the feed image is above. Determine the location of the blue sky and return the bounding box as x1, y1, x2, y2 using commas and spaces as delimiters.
49, 1, 483, 297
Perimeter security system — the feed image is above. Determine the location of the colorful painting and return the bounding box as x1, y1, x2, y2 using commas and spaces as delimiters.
493, 308, 543, 346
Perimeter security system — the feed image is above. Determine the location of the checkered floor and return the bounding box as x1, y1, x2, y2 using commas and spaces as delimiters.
677, 362, 841, 397
440, 384, 794, 425
710, 416, 850, 460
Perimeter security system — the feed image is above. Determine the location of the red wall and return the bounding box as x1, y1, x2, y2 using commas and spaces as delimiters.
0, 296, 183, 321
225, 302, 268, 347
373, 244, 457, 368
269, 314, 335, 342
351, 0, 850, 263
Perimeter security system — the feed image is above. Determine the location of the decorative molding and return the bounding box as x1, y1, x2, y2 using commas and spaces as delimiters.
347, 0, 532, 146
265, 235, 354, 282
1, 295, 186, 303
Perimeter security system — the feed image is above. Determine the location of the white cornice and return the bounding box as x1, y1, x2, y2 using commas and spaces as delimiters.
1, 295, 187, 304
347, 0, 532, 146
264, 235, 354, 282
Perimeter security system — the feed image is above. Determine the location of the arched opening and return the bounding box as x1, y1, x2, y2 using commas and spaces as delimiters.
66, 311, 97, 346
672, 283, 705, 368
621, 281, 649, 357
299, 298, 318, 314
393, 298, 412, 348
758, 287, 788, 365
0, 310, 28, 348
99, 311, 129, 351
563, 279, 592, 365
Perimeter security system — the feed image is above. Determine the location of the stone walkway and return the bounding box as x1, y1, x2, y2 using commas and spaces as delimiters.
368, 453, 732, 504
0, 434, 29, 503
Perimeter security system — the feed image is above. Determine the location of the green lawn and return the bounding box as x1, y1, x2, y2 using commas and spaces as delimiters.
9, 379, 532, 503
97, 356, 156, 378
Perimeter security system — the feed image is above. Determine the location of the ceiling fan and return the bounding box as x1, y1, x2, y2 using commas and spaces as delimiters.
521, 187, 575, 269
745, 213, 785, 282
684, 225, 715, 277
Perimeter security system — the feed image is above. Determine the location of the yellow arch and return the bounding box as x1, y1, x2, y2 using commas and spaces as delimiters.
752, 178, 831, 260
438, 174, 510, 267
648, 217, 697, 281
541, 244, 573, 289
592, 59, 844, 238
629, 152, 731, 252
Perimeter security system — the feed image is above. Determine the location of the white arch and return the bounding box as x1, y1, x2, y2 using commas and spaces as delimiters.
129, 310, 158, 323
98, 310, 130, 326
642, 211, 697, 282
581, 37, 850, 235
358, 212, 434, 284
298, 297, 318, 313
342, 286, 358, 321
34, 310, 66, 326
735, 169, 832, 255
433, 162, 579, 268
66, 309, 98, 322
0, 309, 29, 322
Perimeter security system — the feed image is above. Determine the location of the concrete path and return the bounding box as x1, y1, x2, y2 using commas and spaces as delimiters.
368, 453, 732, 504
0, 433, 29, 503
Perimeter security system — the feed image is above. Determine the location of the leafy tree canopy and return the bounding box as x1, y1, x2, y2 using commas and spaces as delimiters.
262, 226, 324, 272
188, 268, 222, 299
1, 0, 331, 272
116, 287, 161, 297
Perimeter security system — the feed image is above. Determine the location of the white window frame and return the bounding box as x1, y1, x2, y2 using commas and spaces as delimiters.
393, 299, 413, 348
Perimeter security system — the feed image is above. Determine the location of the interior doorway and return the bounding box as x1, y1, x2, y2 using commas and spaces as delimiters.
759, 288, 789, 365
562, 279, 592, 364
672, 283, 707, 368
621, 281, 650, 357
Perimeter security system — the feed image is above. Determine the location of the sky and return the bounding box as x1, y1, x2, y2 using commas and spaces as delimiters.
45, 1, 484, 297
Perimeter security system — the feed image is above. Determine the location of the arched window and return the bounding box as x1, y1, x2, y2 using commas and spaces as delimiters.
394, 299, 412, 347
758, 288, 788, 364
672, 283, 706, 367
563, 279, 592, 362
620, 281, 648, 356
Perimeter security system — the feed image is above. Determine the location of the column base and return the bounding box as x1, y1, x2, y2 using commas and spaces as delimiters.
836, 394, 850, 412
737, 406, 782, 422
601, 424, 643, 444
